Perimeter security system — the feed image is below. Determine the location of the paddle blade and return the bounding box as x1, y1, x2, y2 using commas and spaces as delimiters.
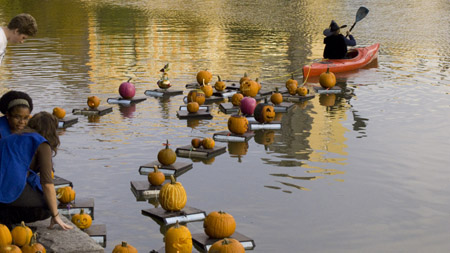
355, 7, 369, 22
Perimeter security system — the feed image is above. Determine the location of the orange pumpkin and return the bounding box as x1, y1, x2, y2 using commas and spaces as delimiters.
191, 138, 202, 148
71, 209, 92, 230
157, 140, 177, 166
0, 245, 21, 253
159, 175, 187, 212
285, 74, 298, 95
319, 68, 336, 89
270, 88, 283, 105
87, 96, 100, 109
214, 76, 226, 91
253, 101, 275, 123
52, 107, 66, 119
21, 232, 46, 253
239, 73, 250, 86
201, 79, 214, 98
230, 93, 244, 106
112, 241, 137, 253
56, 186, 76, 204
296, 86, 309, 96
202, 137, 215, 149
187, 102, 200, 113
227, 112, 248, 135
165, 221, 192, 253
203, 211, 236, 239
148, 165, 165, 186
187, 90, 206, 106
240, 80, 259, 97
11, 221, 32, 247
0, 224, 12, 247
208, 238, 245, 253
196, 70, 212, 85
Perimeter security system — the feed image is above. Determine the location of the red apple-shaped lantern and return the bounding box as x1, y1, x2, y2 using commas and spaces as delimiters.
240, 97, 257, 116
119, 78, 136, 99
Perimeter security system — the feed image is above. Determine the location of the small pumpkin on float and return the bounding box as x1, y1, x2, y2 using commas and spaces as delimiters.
159, 175, 187, 212
187, 89, 206, 106
56, 186, 76, 204
196, 70, 213, 85
203, 211, 236, 239
71, 209, 92, 230
230, 93, 244, 107
52, 107, 66, 119
240, 80, 259, 97
202, 137, 215, 149
148, 165, 165, 186
21, 232, 46, 253
214, 76, 226, 91
112, 241, 137, 253
187, 102, 200, 113
296, 86, 309, 96
201, 79, 214, 98
319, 67, 336, 89
11, 221, 32, 247
0, 224, 12, 246
191, 138, 202, 148
208, 238, 245, 253
87, 96, 100, 109
253, 99, 275, 123
270, 88, 283, 105
0, 245, 21, 253
164, 221, 193, 253
285, 74, 298, 95
157, 140, 177, 166
227, 110, 248, 135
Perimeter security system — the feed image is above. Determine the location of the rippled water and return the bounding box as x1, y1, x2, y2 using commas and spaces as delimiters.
1, 0, 449, 252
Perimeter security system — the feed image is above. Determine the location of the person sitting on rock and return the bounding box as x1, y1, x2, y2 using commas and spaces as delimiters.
323, 20, 356, 59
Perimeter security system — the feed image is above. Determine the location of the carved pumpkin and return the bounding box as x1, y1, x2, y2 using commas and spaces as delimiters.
208, 238, 245, 253
0, 245, 21, 253
285, 74, 298, 95
239, 97, 257, 116
196, 70, 212, 85
56, 186, 76, 204
187, 90, 206, 106
165, 221, 192, 253
296, 86, 309, 96
214, 76, 226, 91
157, 140, 177, 166
240, 80, 259, 97
319, 94, 336, 107
0, 224, 12, 247
270, 88, 283, 105
204, 211, 236, 239
201, 80, 214, 98
230, 93, 244, 107
253, 101, 275, 123
187, 102, 199, 113
159, 175, 187, 212
112, 241, 137, 253
254, 130, 275, 146
319, 68, 336, 89
202, 137, 215, 149
191, 138, 202, 148
71, 209, 92, 230
227, 112, 248, 135
239, 73, 250, 86
21, 232, 46, 253
87, 96, 100, 109
11, 221, 32, 247
148, 165, 165, 186
52, 107, 66, 119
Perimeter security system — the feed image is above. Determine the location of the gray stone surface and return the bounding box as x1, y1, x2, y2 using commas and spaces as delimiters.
27, 216, 104, 253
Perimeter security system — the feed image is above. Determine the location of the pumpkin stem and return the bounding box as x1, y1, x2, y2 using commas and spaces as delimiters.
80, 209, 85, 215
326, 67, 330, 73
20, 221, 26, 227
291, 74, 294, 80
222, 238, 232, 245
121, 241, 128, 247
164, 139, 170, 149
29, 232, 37, 246
169, 175, 176, 184
275, 87, 279, 93
127, 77, 132, 83
153, 165, 160, 173
243, 72, 247, 77
217, 75, 222, 82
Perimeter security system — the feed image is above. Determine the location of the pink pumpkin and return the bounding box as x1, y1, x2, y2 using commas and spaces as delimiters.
119, 78, 136, 99
240, 97, 257, 116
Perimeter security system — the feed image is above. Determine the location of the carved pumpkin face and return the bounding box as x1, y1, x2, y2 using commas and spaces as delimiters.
254, 103, 275, 123
239, 73, 250, 86
230, 93, 244, 106
87, 96, 100, 109
52, 107, 66, 119
214, 76, 226, 91
187, 102, 199, 113
203, 211, 236, 239
319, 68, 336, 89
240, 80, 259, 97
157, 140, 177, 166
71, 209, 92, 230
56, 186, 76, 204
187, 90, 206, 105
196, 70, 213, 85
165, 221, 192, 253
227, 114, 248, 135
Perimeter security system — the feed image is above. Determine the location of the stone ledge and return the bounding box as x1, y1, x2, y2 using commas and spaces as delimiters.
27, 216, 104, 253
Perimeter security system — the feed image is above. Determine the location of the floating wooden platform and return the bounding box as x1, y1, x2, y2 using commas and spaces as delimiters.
139, 161, 193, 177
183, 95, 225, 104
72, 106, 113, 116
213, 131, 254, 142
313, 86, 343, 94
142, 206, 206, 225
144, 89, 183, 97
185, 80, 235, 90
177, 109, 213, 119
175, 145, 226, 159
282, 93, 315, 102
272, 102, 294, 113
248, 120, 282, 130
85, 224, 107, 248
53, 175, 73, 189
218, 102, 239, 114
106, 97, 146, 105
57, 116, 78, 129
58, 197, 95, 219
178, 105, 211, 112
192, 231, 256, 252
213, 89, 237, 98
130, 181, 162, 201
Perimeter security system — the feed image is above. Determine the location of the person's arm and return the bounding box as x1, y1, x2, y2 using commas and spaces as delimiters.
36, 143, 73, 230
344, 33, 356, 46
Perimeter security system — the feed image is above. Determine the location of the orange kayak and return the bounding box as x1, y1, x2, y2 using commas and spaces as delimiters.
302, 43, 380, 77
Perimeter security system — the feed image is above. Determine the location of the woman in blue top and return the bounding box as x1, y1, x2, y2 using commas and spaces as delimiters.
0, 90, 33, 139
0, 111, 72, 230
323, 20, 357, 59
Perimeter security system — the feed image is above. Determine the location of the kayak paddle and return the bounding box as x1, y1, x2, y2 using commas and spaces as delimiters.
348, 7, 369, 34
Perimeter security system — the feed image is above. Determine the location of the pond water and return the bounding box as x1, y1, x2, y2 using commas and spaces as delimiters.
1, 0, 449, 252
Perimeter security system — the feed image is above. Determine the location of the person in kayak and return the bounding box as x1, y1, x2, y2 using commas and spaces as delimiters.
323, 20, 356, 59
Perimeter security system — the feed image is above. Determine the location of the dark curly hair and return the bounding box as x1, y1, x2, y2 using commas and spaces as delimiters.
7, 13, 37, 37
0, 90, 33, 115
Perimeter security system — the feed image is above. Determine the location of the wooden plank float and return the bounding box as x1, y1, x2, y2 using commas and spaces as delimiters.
57, 116, 78, 129
142, 206, 206, 225
72, 106, 113, 116
213, 131, 254, 142
192, 231, 256, 252
106, 97, 146, 105
178, 105, 211, 112
130, 181, 162, 201
139, 161, 193, 177
272, 102, 295, 113
248, 119, 282, 130
183, 95, 225, 104
176, 109, 213, 120
58, 197, 95, 219
313, 86, 343, 94
282, 93, 315, 102
213, 89, 237, 98
53, 175, 73, 189
175, 145, 226, 159
144, 89, 183, 98
84, 224, 107, 248
218, 102, 239, 114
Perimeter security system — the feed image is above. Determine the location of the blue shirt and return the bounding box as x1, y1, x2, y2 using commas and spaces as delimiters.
0, 116, 11, 139
0, 132, 47, 203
